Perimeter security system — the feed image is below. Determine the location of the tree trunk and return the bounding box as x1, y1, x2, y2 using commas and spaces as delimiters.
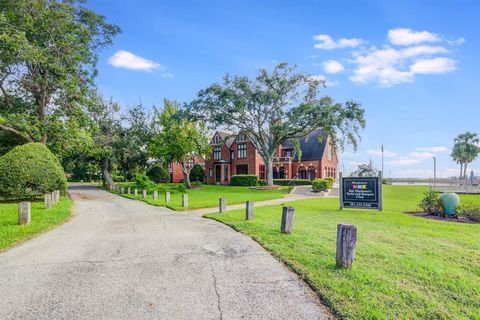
459, 163, 463, 179
264, 157, 274, 186
102, 157, 114, 186
464, 162, 468, 180
180, 162, 192, 189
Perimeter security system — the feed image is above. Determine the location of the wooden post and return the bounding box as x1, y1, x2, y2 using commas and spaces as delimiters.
18, 202, 31, 225
165, 192, 171, 202
182, 194, 188, 207
245, 201, 254, 220
120, 187, 124, 194
339, 172, 344, 210
280, 206, 295, 234
336, 224, 357, 268
134, 189, 138, 197
142, 189, 147, 199
219, 197, 226, 212
44, 194, 52, 209
127, 187, 131, 195
153, 190, 158, 200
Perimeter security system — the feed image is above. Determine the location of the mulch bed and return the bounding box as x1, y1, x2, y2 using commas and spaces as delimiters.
408, 212, 479, 224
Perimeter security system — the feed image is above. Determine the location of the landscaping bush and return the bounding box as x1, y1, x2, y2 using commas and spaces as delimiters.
131, 174, 157, 191
0, 143, 67, 199
258, 179, 312, 186
231, 175, 258, 186
189, 164, 205, 182
324, 177, 334, 188
312, 179, 329, 192
176, 184, 186, 193
457, 204, 480, 222
418, 190, 443, 215
147, 165, 170, 183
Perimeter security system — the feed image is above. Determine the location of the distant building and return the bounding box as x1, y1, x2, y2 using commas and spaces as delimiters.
204, 129, 338, 185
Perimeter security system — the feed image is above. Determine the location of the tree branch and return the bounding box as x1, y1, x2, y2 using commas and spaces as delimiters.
0, 123, 34, 142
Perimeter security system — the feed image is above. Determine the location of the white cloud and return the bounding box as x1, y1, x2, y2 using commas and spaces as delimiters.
323, 60, 345, 74
388, 158, 422, 166
313, 34, 363, 50
409, 151, 435, 159
350, 45, 455, 86
308, 74, 339, 87
367, 148, 397, 157
410, 57, 456, 74
388, 28, 440, 46
416, 146, 449, 153
108, 50, 163, 72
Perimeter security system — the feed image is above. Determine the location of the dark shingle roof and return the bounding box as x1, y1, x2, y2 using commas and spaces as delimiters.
282, 129, 328, 161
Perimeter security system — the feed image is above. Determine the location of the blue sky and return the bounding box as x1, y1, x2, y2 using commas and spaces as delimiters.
87, 0, 479, 178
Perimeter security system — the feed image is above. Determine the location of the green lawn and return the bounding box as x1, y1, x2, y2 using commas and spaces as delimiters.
0, 197, 72, 251
206, 185, 480, 319
115, 184, 288, 211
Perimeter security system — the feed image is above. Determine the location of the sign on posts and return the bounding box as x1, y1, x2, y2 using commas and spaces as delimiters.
340, 172, 383, 211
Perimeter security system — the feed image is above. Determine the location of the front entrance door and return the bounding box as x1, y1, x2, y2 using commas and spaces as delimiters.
215, 165, 222, 183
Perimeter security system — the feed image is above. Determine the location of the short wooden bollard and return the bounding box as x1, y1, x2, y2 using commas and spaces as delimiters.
120, 187, 125, 194
44, 194, 52, 209
219, 197, 226, 212
280, 206, 295, 234
245, 201, 254, 220
142, 189, 147, 199
18, 202, 31, 225
336, 224, 357, 268
127, 187, 131, 195
55, 190, 60, 203
182, 194, 188, 207
134, 189, 138, 197
153, 190, 158, 200
165, 192, 171, 202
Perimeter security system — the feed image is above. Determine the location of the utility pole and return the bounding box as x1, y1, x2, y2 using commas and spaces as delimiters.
433, 156, 437, 189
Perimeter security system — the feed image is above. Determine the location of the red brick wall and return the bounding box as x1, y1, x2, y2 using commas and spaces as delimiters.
320, 141, 338, 179
230, 141, 259, 175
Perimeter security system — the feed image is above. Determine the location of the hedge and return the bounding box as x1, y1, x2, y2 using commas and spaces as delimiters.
189, 164, 205, 182
230, 175, 258, 186
147, 165, 170, 183
258, 179, 312, 186
0, 143, 67, 199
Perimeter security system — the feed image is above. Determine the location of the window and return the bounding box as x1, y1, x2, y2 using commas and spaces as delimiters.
273, 167, 278, 179
213, 134, 221, 144
209, 169, 212, 177
282, 149, 292, 158
259, 165, 265, 180
298, 167, 307, 179
237, 143, 247, 159
224, 166, 229, 182
230, 150, 235, 160
308, 166, 316, 180
279, 167, 286, 179
236, 133, 247, 142
236, 165, 248, 175
213, 146, 221, 160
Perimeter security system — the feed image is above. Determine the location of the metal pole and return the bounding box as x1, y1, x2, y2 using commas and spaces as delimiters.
433, 156, 436, 190
339, 172, 344, 210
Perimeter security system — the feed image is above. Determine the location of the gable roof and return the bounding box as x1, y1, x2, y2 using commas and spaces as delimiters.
282, 129, 329, 161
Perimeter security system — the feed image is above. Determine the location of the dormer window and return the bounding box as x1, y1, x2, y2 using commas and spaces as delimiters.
236, 133, 247, 142
213, 134, 222, 145
281, 149, 293, 158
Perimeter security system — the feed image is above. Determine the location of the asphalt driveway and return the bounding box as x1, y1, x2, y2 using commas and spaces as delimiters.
0, 186, 330, 320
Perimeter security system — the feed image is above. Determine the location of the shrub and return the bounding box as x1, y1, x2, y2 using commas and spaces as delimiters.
0, 143, 67, 199
176, 184, 186, 193
312, 179, 329, 192
418, 190, 443, 215
258, 179, 312, 186
231, 175, 258, 186
147, 165, 170, 183
131, 174, 157, 191
457, 204, 480, 222
189, 164, 205, 182
324, 177, 334, 188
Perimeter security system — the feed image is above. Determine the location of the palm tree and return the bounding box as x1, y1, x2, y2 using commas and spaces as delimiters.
452, 132, 480, 179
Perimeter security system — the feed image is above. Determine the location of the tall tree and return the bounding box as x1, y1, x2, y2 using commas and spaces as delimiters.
149, 99, 210, 189
190, 63, 366, 186
452, 132, 480, 179
0, 0, 120, 144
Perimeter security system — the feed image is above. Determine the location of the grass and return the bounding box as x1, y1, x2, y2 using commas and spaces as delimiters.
114, 184, 288, 211
0, 197, 72, 251
206, 185, 480, 319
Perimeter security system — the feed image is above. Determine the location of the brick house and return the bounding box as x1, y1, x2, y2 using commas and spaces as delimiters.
204, 129, 338, 185
168, 155, 205, 183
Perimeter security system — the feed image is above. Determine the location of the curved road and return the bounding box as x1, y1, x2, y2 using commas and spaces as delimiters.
0, 186, 330, 319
